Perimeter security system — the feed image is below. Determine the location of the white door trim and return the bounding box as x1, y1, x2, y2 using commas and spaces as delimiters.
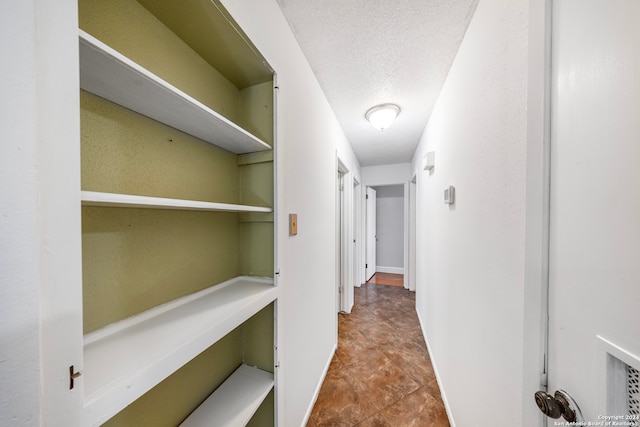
35, 0, 84, 423
365, 187, 377, 281
336, 157, 353, 313
403, 182, 410, 289
353, 178, 362, 288
408, 175, 417, 292
523, 0, 552, 425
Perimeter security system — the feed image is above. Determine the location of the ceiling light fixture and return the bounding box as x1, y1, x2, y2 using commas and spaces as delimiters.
365, 103, 400, 131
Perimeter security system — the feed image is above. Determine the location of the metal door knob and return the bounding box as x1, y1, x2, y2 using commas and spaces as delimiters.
535, 391, 562, 418
554, 390, 577, 422
534, 390, 582, 422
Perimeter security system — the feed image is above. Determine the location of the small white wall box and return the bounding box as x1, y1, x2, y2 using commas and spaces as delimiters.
444, 185, 455, 205
423, 151, 435, 170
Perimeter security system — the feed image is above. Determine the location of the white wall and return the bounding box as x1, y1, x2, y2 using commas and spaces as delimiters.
221, 1, 361, 425
374, 185, 404, 273
410, 0, 528, 426
361, 163, 411, 186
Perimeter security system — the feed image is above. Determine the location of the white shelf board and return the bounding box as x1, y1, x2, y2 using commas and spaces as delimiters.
81, 191, 272, 213
180, 364, 273, 427
83, 276, 277, 426
78, 30, 271, 155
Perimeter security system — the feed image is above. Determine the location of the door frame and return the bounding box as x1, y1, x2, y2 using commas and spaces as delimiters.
399, 181, 410, 289
523, 0, 552, 425
407, 176, 417, 292
365, 186, 377, 282
336, 165, 344, 314
336, 157, 354, 314
10, 0, 85, 424
353, 177, 362, 288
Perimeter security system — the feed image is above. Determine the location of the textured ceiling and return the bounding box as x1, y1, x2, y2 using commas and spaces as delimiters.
276, 0, 479, 166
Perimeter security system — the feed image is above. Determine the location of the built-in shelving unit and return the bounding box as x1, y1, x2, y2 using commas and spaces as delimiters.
77, 0, 277, 424
83, 277, 277, 426
180, 364, 274, 427
81, 191, 272, 213
79, 30, 271, 155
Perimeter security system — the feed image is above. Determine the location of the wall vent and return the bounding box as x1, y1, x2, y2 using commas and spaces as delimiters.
600, 336, 640, 420
629, 365, 640, 417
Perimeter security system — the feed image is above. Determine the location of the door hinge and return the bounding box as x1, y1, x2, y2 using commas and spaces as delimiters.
365, 263, 368, 268
69, 365, 81, 390
366, 194, 369, 199
540, 372, 548, 388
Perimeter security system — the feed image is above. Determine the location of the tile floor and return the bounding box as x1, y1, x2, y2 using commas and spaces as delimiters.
307, 282, 450, 426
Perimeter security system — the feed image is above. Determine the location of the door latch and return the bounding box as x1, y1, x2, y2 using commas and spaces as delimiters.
69, 365, 82, 390
534, 389, 583, 422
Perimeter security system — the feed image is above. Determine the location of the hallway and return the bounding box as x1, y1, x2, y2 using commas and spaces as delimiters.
307, 283, 449, 426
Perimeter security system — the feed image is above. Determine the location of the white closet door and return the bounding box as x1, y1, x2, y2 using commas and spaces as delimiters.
546, 0, 640, 422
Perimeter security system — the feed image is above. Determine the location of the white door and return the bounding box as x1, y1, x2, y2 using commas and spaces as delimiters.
365, 187, 377, 281
546, 1, 640, 422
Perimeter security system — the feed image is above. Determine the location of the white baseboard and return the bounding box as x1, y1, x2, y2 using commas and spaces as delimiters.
416, 309, 456, 427
301, 343, 337, 427
376, 266, 404, 275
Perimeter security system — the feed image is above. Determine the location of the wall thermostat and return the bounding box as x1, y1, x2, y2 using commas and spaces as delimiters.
444, 185, 455, 205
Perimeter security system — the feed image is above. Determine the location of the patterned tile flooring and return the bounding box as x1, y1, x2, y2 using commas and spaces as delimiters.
307, 283, 450, 426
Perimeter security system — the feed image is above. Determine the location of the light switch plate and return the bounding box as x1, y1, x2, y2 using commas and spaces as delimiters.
289, 213, 298, 235
423, 151, 435, 170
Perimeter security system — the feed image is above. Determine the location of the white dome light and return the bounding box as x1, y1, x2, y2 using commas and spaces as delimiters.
365, 104, 400, 131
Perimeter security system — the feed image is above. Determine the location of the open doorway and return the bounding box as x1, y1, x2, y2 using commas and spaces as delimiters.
336, 158, 356, 314
366, 185, 405, 286
365, 186, 376, 281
